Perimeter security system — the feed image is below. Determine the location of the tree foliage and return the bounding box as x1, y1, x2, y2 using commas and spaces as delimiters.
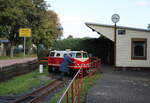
0, 0, 62, 48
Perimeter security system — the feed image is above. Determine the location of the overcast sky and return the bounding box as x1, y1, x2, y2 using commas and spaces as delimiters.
45, 0, 150, 38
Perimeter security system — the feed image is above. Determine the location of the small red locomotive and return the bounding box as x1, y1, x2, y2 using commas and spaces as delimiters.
48, 50, 90, 75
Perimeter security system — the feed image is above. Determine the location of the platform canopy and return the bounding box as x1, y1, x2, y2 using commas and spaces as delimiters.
85, 23, 115, 41
85, 22, 150, 42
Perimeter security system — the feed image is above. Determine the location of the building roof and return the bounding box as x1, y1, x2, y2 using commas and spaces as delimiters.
85, 22, 150, 32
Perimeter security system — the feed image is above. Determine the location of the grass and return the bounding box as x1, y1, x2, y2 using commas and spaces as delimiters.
0, 53, 37, 60
0, 67, 51, 96
49, 73, 101, 103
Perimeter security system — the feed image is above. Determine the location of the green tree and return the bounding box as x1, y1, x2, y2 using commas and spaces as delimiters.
33, 10, 62, 48
0, 0, 62, 57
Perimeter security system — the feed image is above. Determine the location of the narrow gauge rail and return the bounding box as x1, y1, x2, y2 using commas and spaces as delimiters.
11, 80, 65, 103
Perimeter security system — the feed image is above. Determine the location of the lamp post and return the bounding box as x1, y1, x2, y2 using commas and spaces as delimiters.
111, 14, 120, 68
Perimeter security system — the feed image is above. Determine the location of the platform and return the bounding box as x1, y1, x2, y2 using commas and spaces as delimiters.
87, 65, 150, 103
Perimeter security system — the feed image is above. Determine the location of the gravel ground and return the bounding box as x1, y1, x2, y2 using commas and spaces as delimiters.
86, 65, 150, 103
0, 57, 37, 68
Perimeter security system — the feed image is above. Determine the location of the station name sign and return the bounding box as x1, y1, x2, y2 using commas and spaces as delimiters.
19, 28, 31, 37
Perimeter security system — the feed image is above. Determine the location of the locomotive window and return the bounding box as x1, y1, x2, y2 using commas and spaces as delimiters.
56, 53, 60, 57
83, 53, 88, 58
49, 52, 55, 57
76, 53, 82, 58
70, 53, 75, 58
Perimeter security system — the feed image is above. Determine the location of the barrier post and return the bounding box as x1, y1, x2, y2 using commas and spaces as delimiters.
66, 91, 68, 103
78, 74, 80, 103
39, 64, 43, 73
75, 79, 77, 98
71, 83, 74, 103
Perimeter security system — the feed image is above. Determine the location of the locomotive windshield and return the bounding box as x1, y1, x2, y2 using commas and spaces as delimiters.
83, 53, 88, 58
76, 53, 82, 58
74, 52, 88, 58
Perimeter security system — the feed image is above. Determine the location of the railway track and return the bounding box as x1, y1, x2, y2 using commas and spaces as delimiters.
11, 79, 65, 103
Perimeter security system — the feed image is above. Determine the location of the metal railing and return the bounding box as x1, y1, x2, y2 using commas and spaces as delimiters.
57, 67, 83, 103
89, 57, 101, 74
57, 57, 101, 103
38, 57, 49, 63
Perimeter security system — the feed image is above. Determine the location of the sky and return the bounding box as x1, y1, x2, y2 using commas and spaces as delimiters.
45, 0, 150, 38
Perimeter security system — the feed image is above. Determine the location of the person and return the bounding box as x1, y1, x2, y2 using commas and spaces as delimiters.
58, 53, 72, 80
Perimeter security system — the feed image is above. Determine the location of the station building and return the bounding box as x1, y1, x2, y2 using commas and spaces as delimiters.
86, 22, 150, 69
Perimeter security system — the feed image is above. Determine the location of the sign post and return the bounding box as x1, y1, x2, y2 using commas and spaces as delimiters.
24, 37, 26, 57
19, 28, 31, 57
111, 14, 120, 68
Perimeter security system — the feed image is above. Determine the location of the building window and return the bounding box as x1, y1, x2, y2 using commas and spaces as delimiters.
131, 38, 147, 60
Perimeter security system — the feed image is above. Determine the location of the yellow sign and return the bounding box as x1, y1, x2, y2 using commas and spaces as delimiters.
19, 28, 31, 37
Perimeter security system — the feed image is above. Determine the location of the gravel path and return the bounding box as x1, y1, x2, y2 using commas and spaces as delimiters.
0, 57, 37, 68
87, 65, 150, 103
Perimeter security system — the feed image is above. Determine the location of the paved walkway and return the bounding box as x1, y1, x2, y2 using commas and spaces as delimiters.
0, 57, 37, 67
87, 65, 150, 103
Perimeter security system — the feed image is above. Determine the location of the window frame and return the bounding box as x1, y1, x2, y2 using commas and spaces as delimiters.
131, 38, 147, 60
